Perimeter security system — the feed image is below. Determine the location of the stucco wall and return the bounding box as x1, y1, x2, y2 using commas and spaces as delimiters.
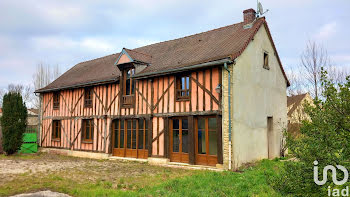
224, 24, 287, 169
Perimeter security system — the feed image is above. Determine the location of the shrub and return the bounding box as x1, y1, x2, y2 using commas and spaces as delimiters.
0, 92, 27, 155
268, 70, 350, 196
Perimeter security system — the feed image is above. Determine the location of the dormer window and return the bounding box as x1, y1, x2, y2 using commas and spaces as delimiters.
125, 68, 135, 95
263, 52, 269, 70
122, 67, 135, 107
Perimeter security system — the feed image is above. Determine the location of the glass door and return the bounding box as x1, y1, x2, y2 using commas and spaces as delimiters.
170, 118, 189, 163
112, 119, 148, 158
195, 117, 218, 166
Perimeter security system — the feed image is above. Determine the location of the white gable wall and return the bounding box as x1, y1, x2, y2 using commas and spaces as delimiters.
230, 24, 287, 169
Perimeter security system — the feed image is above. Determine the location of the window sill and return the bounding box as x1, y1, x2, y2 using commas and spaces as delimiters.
52, 139, 60, 142
176, 98, 190, 102
263, 66, 270, 70
82, 140, 93, 144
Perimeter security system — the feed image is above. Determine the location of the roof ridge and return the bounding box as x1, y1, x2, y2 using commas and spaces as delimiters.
132, 20, 249, 51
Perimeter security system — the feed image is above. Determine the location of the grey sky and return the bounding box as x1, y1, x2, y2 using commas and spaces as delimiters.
0, 0, 349, 90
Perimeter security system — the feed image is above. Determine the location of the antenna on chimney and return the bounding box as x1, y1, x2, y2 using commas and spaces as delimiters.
256, 1, 269, 17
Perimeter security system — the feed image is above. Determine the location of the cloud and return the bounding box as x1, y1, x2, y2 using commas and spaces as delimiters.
314, 22, 337, 40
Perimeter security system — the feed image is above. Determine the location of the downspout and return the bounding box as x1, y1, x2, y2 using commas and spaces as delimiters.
223, 62, 232, 170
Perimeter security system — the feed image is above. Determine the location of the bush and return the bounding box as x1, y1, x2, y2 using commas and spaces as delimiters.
0, 92, 27, 155
268, 70, 350, 196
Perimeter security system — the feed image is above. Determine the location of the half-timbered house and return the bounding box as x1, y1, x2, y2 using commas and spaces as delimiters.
36, 9, 289, 170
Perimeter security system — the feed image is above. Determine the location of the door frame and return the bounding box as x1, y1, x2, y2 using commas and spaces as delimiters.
194, 116, 218, 166
112, 118, 148, 159
169, 117, 189, 163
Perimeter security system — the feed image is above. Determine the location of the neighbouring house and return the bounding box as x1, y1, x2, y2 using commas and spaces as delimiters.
35, 8, 289, 170
287, 93, 313, 135
27, 108, 39, 132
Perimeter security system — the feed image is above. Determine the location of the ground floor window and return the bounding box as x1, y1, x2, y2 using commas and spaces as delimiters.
112, 119, 148, 158
52, 120, 61, 141
82, 119, 94, 143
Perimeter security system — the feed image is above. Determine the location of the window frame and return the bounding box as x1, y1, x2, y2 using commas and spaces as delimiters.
175, 75, 191, 101
263, 51, 269, 70
53, 91, 60, 110
52, 120, 61, 141
84, 87, 93, 108
82, 119, 94, 143
123, 67, 135, 96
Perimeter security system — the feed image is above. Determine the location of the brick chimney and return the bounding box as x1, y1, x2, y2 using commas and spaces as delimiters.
243, 8, 256, 24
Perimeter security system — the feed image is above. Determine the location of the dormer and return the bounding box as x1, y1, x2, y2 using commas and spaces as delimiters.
115, 48, 151, 108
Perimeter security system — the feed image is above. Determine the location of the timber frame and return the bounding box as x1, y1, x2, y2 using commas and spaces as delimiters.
39, 64, 224, 166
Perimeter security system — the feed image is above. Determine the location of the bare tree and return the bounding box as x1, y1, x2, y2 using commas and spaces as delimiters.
32, 63, 61, 108
286, 68, 306, 96
300, 40, 330, 98
7, 84, 33, 105
0, 88, 4, 107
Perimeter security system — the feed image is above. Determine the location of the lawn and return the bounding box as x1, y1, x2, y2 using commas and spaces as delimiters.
0, 153, 284, 197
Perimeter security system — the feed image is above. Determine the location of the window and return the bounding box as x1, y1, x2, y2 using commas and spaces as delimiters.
52, 120, 61, 141
176, 75, 190, 101
84, 87, 93, 108
263, 52, 269, 69
122, 68, 135, 107
82, 119, 94, 143
53, 92, 60, 110
124, 68, 135, 96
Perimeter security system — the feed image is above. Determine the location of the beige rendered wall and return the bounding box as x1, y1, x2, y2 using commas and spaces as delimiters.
226, 25, 288, 169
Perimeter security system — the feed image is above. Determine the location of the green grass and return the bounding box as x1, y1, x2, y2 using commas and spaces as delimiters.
0, 153, 285, 197
138, 159, 284, 197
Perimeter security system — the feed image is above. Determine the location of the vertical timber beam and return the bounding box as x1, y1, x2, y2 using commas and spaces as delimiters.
188, 115, 195, 165
216, 114, 223, 164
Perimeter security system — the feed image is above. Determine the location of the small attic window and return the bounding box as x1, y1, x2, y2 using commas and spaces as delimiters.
263, 52, 269, 70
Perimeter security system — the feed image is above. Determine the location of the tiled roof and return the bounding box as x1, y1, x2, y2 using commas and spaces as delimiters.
36, 17, 289, 93
287, 93, 308, 116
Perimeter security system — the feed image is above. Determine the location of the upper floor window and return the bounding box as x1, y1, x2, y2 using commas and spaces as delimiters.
176, 75, 190, 101
84, 87, 93, 108
124, 68, 135, 96
263, 52, 269, 69
53, 91, 60, 110
82, 119, 94, 143
52, 120, 61, 141
122, 68, 135, 107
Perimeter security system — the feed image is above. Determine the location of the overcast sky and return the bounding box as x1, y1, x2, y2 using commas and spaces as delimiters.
0, 0, 349, 90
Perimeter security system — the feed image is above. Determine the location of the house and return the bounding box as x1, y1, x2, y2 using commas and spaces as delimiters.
35, 8, 289, 170
287, 93, 313, 135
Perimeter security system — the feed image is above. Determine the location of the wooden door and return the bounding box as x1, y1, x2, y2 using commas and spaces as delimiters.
170, 118, 189, 163
195, 117, 218, 166
112, 119, 148, 158
112, 119, 125, 157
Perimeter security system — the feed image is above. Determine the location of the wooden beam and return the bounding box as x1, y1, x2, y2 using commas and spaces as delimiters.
190, 76, 220, 105
147, 116, 153, 157
188, 115, 195, 165
152, 79, 175, 112
216, 115, 223, 164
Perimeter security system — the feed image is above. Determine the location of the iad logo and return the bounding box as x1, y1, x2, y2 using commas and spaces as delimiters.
314, 160, 349, 196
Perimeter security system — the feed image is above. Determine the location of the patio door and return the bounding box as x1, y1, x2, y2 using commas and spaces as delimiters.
195, 117, 218, 166
170, 118, 189, 163
112, 119, 148, 158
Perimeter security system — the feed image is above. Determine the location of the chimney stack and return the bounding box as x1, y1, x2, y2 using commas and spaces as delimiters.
243, 8, 256, 24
